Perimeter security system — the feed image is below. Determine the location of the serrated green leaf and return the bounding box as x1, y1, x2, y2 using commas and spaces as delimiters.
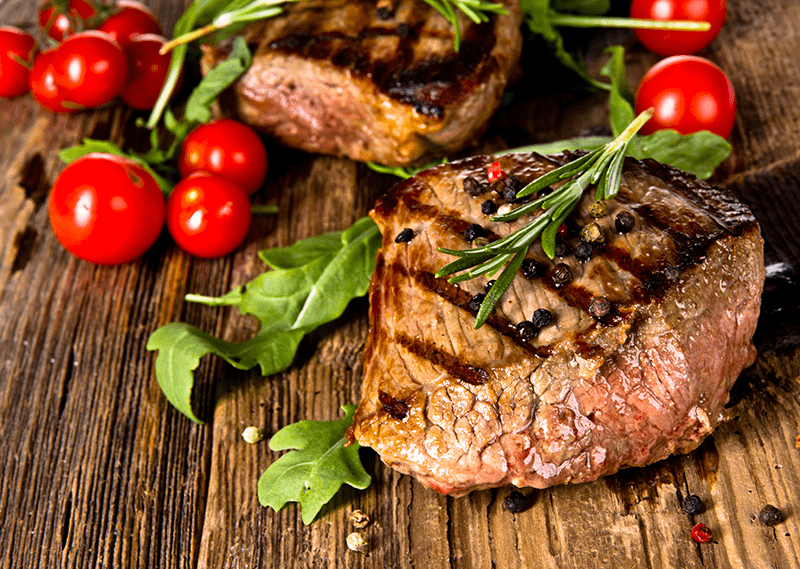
147, 218, 382, 423
258, 405, 371, 525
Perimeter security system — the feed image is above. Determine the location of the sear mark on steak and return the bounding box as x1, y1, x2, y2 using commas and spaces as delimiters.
200, 0, 523, 166
353, 151, 765, 496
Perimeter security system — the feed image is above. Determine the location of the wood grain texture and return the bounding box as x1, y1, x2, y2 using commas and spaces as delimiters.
0, 1, 798, 568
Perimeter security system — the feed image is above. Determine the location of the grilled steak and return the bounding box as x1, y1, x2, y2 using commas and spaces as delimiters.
200, 0, 522, 166
352, 152, 764, 496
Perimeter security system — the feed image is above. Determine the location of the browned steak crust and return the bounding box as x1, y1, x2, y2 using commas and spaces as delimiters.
352, 152, 765, 496
201, 0, 522, 166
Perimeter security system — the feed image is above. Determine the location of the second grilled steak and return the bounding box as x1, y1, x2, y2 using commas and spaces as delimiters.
352, 152, 764, 495
201, 0, 523, 166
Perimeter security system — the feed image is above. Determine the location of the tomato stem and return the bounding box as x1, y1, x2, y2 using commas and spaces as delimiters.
251, 204, 279, 215
548, 13, 711, 31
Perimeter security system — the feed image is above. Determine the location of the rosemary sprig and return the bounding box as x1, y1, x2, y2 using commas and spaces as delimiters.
422, 0, 508, 51
435, 108, 654, 329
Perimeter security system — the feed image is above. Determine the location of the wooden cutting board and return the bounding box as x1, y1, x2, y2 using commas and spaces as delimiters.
0, 1, 798, 567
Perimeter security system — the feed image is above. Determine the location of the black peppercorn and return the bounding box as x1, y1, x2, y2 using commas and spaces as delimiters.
615, 210, 635, 233
395, 228, 414, 243
575, 241, 592, 262
503, 491, 529, 513
520, 258, 544, 280
759, 505, 784, 526
554, 238, 571, 257
536, 186, 553, 199
531, 308, 552, 328
396, 22, 410, 37
682, 494, 705, 515
463, 175, 487, 196
464, 223, 486, 242
469, 293, 485, 312
503, 176, 524, 202
588, 297, 612, 321
481, 200, 497, 215
516, 320, 537, 340
484, 280, 496, 293
552, 263, 572, 287
376, 6, 392, 19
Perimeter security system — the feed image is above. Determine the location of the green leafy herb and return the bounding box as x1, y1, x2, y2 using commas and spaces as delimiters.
436, 108, 654, 329
258, 405, 370, 525
420, 0, 508, 51
366, 157, 448, 179
146, 217, 382, 423
518, 0, 710, 90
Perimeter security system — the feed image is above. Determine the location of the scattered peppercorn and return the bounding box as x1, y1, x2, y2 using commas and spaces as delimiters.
503, 183, 519, 204
481, 199, 497, 215
484, 279, 496, 293
503, 490, 529, 513
469, 293, 486, 312
588, 297, 612, 321
759, 504, 784, 526
589, 201, 609, 218
682, 494, 705, 515
552, 263, 572, 288
531, 308, 552, 328
580, 222, 605, 245
536, 187, 553, 199
487, 160, 506, 183
346, 532, 370, 553
350, 509, 370, 529
691, 523, 713, 543
506, 175, 522, 194
615, 210, 635, 233
575, 241, 592, 262
556, 223, 568, 237
521, 258, 544, 280
376, 0, 393, 19
554, 238, 571, 257
241, 426, 265, 444
516, 320, 537, 340
463, 175, 487, 196
395, 227, 414, 243
396, 22, 410, 37
464, 223, 486, 242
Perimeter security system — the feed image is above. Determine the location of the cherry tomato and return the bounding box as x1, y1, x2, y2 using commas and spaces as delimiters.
52, 31, 128, 109
29, 48, 73, 113
635, 55, 736, 139
49, 153, 166, 265
178, 119, 268, 196
630, 0, 726, 56
166, 173, 252, 258
0, 26, 37, 98
120, 34, 180, 110
38, 0, 98, 42
96, 0, 162, 48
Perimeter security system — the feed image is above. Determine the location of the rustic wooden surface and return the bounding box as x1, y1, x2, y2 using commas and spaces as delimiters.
1, 1, 799, 567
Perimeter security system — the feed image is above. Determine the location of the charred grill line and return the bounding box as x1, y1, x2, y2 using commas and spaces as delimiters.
396, 332, 490, 386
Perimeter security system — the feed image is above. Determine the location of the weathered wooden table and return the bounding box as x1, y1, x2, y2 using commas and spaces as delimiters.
1, 1, 799, 567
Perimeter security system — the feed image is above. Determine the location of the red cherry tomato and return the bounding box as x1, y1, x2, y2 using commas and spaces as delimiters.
0, 26, 37, 98
52, 31, 128, 109
29, 48, 73, 113
38, 0, 98, 42
120, 34, 181, 110
178, 119, 268, 196
49, 153, 166, 265
630, 0, 726, 56
635, 55, 736, 139
96, 0, 162, 48
166, 173, 252, 258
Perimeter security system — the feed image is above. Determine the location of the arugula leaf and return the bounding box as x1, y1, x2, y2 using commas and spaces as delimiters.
184, 35, 252, 124
258, 405, 370, 525
147, 217, 382, 423
599, 45, 635, 136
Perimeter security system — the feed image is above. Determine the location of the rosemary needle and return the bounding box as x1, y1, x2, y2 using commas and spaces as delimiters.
435, 108, 654, 329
